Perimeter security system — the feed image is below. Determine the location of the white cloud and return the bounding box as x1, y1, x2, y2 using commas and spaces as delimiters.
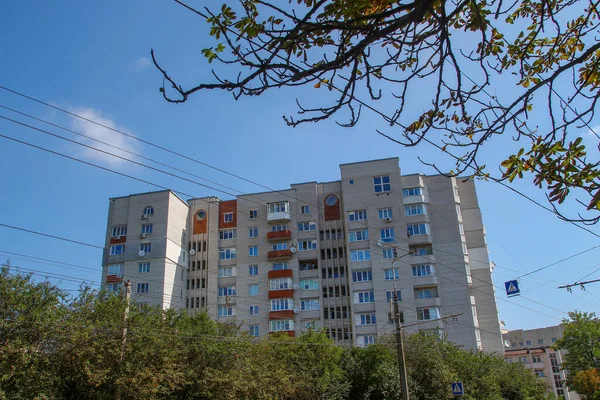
132, 56, 151, 71
68, 107, 140, 168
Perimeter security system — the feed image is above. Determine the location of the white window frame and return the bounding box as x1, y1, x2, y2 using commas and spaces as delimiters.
248, 227, 258, 238
272, 243, 288, 251
270, 298, 293, 311
378, 208, 393, 220
110, 245, 124, 255
249, 325, 259, 336
248, 265, 258, 276
218, 286, 236, 297
417, 307, 440, 321
249, 284, 259, 296
249, 246, 259, 256
297, 222, 316, 231
384, 269, 400, 280
140, 242, 151, 253
143, 206, 154, 215
268, 201, 290, 213
108, 264, 122, 275
271, 225, 288, 232
352, 270, 373, 282
219, 248, 237, 260
356, 313, 376, 325
301, 205, 310, 214
298, 240, 317, 251
111, 225, 127, 238
407, 223, 430, 236
269, 319, 294, 332
272, 263, 288, 270
404, 204, 427, 216
416, 288, 433, 299
385, 290, 402, 303
350, 249, 371, 262
107, 283, 121, 292
300, 298, 320, 311
223, 212, 233, 223
382, 248, 394, 259
299, 279, 319, 290
380, 227, 396, 242
138, 262, 150, 273
354, 291, 375, 304
348, 210, 367, 222
218, 266, 235, 277
136, 282, 149, 293
269, 277, 292, 290
412, 264, 434, 277
249, 210, 258, 219
218, 306, 235, 317
349, 229, 369, 242
249, 305, 259, 316
219, 229, 237, 240
402, 187, 422, 197
141, 223, 153, 235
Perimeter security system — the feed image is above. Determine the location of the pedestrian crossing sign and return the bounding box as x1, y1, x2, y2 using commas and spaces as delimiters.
452, 382, 464, 396
505, 280, 520, 297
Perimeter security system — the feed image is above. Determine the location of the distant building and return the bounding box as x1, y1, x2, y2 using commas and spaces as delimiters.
504, 325, 580, 399
101, 157, 503, 352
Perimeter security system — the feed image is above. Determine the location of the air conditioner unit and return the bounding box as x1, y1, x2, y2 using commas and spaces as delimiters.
386, 218, 393, 223
140, 233, 147, 238
114, 235, 121, 240
141, 214, 148, 220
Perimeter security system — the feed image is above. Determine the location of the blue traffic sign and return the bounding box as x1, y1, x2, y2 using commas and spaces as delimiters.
451, 382, 464, 396
505, 280, 520, 297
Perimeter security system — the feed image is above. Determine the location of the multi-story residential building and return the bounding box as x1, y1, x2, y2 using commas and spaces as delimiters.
504, 325, 580, 399
101, 158, 503, 352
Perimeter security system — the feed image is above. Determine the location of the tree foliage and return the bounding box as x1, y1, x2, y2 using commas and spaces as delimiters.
152, 0, 600, 224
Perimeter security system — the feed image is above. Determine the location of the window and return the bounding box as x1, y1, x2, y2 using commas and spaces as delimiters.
519, 356, 528, 363
300, 298, 320, 311
108, 264, 122, 275
378, 208, 393, 220
219, 248, 237, 260
143, 206, 154, 215
272, 263, 288, 270
534, 369, 545, 378
458, 223, 464, 235
249, 210, 258, 219
218, 267, 235, 277
297, 222, 316, 231
140, 242, 151, 253
299, 279, 319, 290
462, 242, 468, 254
325, 195, 338, 206
246, 227, 258, 239
269, 277, 292, 290
111, 225, 127, 237
268, 201, 289, 213
249, 246, 258, 256
532, 355, 542, 363
218, 306, 235, 317
551, 337, 557, 343
301, 205, 310, 214
136, 283, 149, 293
348, 210, 367, 222
412, 264, 434, 277
404, 204, 426, 216
349, 229, 369, 242
249, 305, 259, 316
218, 286, 236, 296
526, 340, 532, 346
271, 225, 287, 232
272, 243, 287, 251
195, 209, 206, 220
110, 245, 124, 255
417, 307, 440, 320
139, 223, 153, 235
519, 341, 524, 346
298, 240, 317, 251
382, 248, 394, 259
219, 229, 236, 240
407, 223, 430, 236
416, 288, 433, 299
385, 290, 402, 303
223, 212, 233, 223
107, 283, 121, 292
249, 265, 258, 276
349, 179, 354, 185
352, 270, 373, 282
270, 320, 293, 332
538, 338, 544, 344
300, 261, 317, 270
350, 250, 371, 262
249, 325, 259, 336
139, 262, 150, 273
354, 291, 375, 304
454, 185, 459, 197
249, 284, 259, 296
271, 298, 293, 311
373, 175, 391, 193
471, 304, 478, 319
380, 227, 396, 242
402, 187, 422, 197
411, 246, 433, 256
357, 313, 376, 325
384, 269, 400, 280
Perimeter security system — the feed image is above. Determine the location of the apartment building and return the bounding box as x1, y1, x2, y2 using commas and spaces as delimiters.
504, 325, 580, 399
101, 158, 503, 352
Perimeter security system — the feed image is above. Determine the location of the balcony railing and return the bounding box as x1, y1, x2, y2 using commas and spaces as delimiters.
267, 230, 292, 242
268, 249, 293, 261
267, 201, 291, 223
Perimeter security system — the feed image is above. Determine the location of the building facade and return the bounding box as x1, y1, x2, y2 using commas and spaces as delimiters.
101, 158, 503, 352
504, 325, 580, 399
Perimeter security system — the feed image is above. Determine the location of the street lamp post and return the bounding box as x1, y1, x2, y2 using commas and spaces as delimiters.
391, 250, 410, 400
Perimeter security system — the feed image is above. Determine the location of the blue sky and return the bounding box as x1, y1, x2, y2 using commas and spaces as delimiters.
0, 1, 599, 332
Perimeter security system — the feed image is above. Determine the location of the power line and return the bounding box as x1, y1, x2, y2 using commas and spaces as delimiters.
518, 244, 600, 279
0, 222, 104, 249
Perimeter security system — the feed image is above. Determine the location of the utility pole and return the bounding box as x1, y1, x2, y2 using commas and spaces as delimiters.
115, 280, 131, 400
391, 250, 410, 400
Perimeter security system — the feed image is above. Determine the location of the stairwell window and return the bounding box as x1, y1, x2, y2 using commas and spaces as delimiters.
348, 210, 367, 222
249, 210, 258, 219
407, 223, 430, 236
382, 248, 394, 259
139, 262, 150, 273
384, 269, 400, 280
141, 224, 153, 235
301, 205, 310, 214
136, 283, 149, 293
140, 243, 151, 253
110, 245, 124, 255
373, 175, 391, 193
249, 265, 258, 276
385, 290, 402, 302
249, 305, 259, 316
249, 325, 259, 336
111, 225, 127, 237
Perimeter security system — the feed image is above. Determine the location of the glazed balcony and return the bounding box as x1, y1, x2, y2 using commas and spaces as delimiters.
267, 230, 292, 242
267, 201, 291, 223
268, 249, 293, 261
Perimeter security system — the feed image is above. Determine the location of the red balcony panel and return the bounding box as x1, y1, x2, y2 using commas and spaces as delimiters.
268, 249, 292, 261
269, 310, 294, 320
109, 236, 126, 244
268, 269, 293, 279
106, 275, 123, 283
268, 289, 294, 299
267, 230, 292, 242
269, 331, 295, 338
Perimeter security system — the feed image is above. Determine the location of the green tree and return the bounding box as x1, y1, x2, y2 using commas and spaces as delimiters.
152, 0, 600, 224
554, 311, 600, 398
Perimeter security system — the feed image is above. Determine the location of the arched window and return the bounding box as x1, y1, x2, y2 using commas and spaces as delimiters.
143, 206, 154, 215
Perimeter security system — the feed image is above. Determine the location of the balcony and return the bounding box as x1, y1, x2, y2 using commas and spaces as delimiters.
269, 310, 294, 320
109, 236, 127, 245
268, 289, 294, 299
270, 331, 295, 338
268, 269, 293, 279
268, 249, 293, 261
267, 230, 292, 242
106, 274, 123, 283
267, 201, 291, 223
